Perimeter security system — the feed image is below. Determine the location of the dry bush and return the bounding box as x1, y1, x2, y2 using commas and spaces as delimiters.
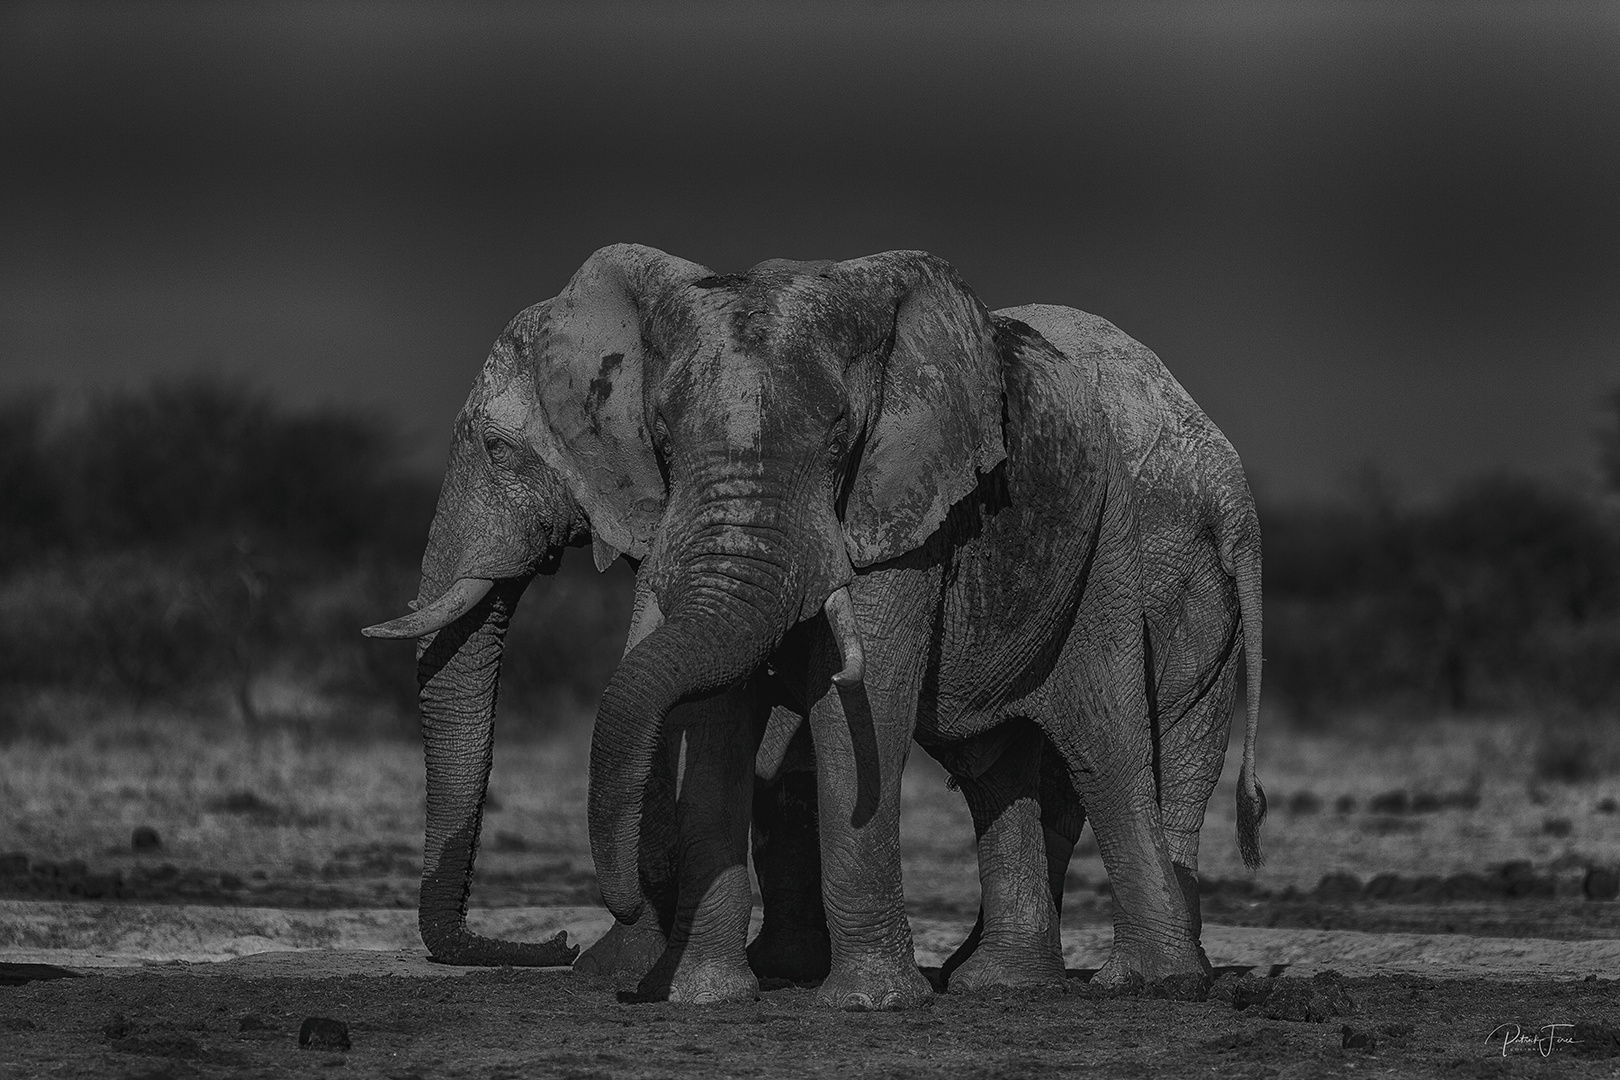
0, 379, 633, 741
1263, 472, 1620, 724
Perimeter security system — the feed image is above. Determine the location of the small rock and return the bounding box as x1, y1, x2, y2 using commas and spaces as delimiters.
1598, 797, 1618, 814
1543, 817, 1574, 838
1340, 1024, 1377, 1050
1584, 867, 1620, 901
131, 826, 162, 853
298, 1017, 350, 1052
1333, 795, 1357, 815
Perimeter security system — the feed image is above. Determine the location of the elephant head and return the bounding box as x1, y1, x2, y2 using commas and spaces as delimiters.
362, 299, 599, 965
366, 243, 1007, 956
570, 248, 1007, 929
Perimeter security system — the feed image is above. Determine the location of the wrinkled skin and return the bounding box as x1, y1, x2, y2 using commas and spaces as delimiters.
758, 310, 1268, 996
933, 307, 1267, 992
366, 245, 1220, 1009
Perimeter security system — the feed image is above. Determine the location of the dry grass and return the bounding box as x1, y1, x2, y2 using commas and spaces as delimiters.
4, 704, 1619, 917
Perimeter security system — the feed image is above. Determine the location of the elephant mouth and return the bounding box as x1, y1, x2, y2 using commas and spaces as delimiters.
362, 577, 495, 640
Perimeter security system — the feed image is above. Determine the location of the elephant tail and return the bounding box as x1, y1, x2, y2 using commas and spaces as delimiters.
1222, 495, 1267, 871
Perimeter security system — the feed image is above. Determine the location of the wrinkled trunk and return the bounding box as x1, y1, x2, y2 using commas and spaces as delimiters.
588, 537, 803, 925
416, 576, 576, 965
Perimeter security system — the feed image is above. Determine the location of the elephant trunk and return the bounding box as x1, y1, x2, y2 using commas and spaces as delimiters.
589, 562, 800, 926
415, 576, 578, 965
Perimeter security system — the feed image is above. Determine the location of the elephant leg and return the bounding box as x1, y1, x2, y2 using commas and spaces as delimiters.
941, 720, 1066, 993
635, 682, 762, 1004
1150, 555, 1244, 956
1043, 594, 1204, 986
573, 728, 677, 981
747, 725, 830, 981
807, 679, 932, 1011
945, 740, 1088, 982
1154, 627, 1243, 953
1038, 744, 1087, 919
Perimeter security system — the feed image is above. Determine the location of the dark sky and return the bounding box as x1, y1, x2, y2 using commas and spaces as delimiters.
3, 1, 1617, 501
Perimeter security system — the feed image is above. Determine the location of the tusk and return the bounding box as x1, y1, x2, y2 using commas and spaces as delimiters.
362, 578, 494, 639
824, 586, 866, 688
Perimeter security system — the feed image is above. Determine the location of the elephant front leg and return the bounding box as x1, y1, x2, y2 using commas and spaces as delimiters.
635, 686, 761, 1004
748, 765, 831, 982
940, 722, 1066, 993
808, 683, 933, 1011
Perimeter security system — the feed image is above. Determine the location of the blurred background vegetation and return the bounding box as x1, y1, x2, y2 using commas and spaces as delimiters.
1, 378, 1617, 744
0, 377, 635, 742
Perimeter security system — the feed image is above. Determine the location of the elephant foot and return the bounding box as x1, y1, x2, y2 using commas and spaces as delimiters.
573, 917, 667, 982
638, 953, 759, 1004
747, 923, 831, 983
945, 936, 1066, 995
1092, 936, 1209, 991
815, 960, 934, 1011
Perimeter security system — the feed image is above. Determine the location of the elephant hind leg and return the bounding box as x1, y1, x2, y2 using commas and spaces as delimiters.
1155, 605, 1245, 953
941, 720, 1066, 994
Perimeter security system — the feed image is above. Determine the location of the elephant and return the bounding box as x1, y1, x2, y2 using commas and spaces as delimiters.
931, 304, 1266, 986
749, 306, 1268, 994
365, 243, 1218, 1008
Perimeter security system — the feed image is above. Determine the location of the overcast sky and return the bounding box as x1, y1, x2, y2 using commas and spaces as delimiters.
3, 1, 1616, 501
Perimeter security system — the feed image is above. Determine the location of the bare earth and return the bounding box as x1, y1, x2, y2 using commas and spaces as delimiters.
4, 710, 1620, 1076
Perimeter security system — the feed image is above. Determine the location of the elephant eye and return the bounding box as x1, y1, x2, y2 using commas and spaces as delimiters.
828, 415, 850, 454
484, 435, 518, 467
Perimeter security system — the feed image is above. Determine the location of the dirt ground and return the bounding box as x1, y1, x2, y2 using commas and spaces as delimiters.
5, 961, 1620, 1078
4, 710, 1620, 1076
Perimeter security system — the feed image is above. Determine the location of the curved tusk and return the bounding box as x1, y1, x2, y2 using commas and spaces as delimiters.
824, 586, 866, 688
362, 578, 494, 639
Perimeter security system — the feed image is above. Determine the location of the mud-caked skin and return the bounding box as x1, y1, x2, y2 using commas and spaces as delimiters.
365, 244, 1249, 1006
786, 309, 1267, 993
928, 309, 1267, 989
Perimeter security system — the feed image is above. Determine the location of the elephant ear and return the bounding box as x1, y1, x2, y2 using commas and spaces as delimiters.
523, 244, 713, 563
834, 251, 1007, 567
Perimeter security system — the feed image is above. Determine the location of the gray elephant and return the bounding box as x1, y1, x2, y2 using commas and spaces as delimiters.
367, 243, 1206, 1007
751, 306, 1268, 994
932, 305, 1266, 988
